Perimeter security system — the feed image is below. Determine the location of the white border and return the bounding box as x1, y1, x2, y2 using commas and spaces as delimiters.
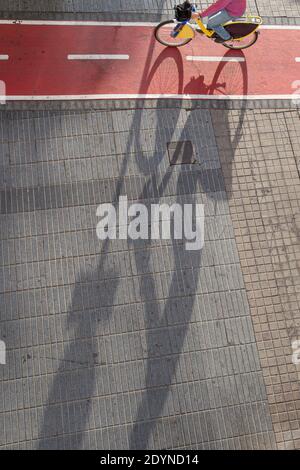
0, 19, 300, 29
3, 94, 300, 101
0, 20, 158, 26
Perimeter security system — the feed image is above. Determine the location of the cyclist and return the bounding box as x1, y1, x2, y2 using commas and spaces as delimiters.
192, 0, 247, 43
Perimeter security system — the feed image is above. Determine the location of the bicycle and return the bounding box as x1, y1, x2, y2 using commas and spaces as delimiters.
155, 2, 263, 50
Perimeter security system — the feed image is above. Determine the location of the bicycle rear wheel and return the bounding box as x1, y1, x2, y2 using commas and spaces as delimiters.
223, 31, 259, 49
222, 22, 259, 49
154, 20, 193, 47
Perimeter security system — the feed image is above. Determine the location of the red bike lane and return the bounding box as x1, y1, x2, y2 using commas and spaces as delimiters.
0, 20, 299, 100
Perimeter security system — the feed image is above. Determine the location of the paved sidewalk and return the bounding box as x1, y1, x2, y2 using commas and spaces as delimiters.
0, 108, 276, 449
0, 1, 299, 17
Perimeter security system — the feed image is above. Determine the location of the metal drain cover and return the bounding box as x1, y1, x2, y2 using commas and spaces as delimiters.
167, 140, 194, 165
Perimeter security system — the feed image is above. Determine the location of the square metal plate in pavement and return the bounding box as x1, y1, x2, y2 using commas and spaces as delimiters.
167, 140, 195, 165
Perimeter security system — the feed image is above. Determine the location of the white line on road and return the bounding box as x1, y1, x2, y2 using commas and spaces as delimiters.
0, 55, 9, 60
68, 54, 129, 60
1, 20, 300, 30
0, 20, 158, 26
186, 56, 245, 62
3, 94, 300, 101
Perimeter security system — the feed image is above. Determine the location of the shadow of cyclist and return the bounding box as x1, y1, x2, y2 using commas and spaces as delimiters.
127, 47, 235, 450
207, 49, 248, 199
184, 74, 226, 95
183, 49, 249, 200
37, 246, 120, 449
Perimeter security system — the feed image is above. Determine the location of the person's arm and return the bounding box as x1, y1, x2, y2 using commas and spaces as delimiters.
198, 0, 232, 18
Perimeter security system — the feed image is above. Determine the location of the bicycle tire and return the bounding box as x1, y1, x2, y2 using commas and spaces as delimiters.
154, 20, 193, 47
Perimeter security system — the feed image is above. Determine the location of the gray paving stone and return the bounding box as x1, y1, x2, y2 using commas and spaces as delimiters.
0, 0, 298, 18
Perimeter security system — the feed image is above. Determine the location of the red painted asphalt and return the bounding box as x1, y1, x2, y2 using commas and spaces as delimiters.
0, 22, 299, 98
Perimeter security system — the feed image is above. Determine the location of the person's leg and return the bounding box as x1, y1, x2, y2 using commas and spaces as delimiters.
207, 9, 234, 40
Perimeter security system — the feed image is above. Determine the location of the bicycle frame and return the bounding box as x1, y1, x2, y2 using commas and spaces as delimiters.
176, 13, 262, 41
195, 17, 214, 38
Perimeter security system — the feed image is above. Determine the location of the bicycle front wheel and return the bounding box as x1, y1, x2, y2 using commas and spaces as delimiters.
223, 31, 259, 50
154, 20, 193, 47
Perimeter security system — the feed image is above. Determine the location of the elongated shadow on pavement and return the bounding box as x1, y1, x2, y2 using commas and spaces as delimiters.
207, 50, 248, 199
38, 14, 162, 449
37, 43, 249, 450
127, 48, 229, 450
117, 46, 185, 182
128, 176, 204, 449
37, 44, 249, 449
38, 254, 119, 449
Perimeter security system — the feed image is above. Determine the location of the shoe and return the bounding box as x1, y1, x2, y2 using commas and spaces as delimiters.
214, 36, 232, 43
